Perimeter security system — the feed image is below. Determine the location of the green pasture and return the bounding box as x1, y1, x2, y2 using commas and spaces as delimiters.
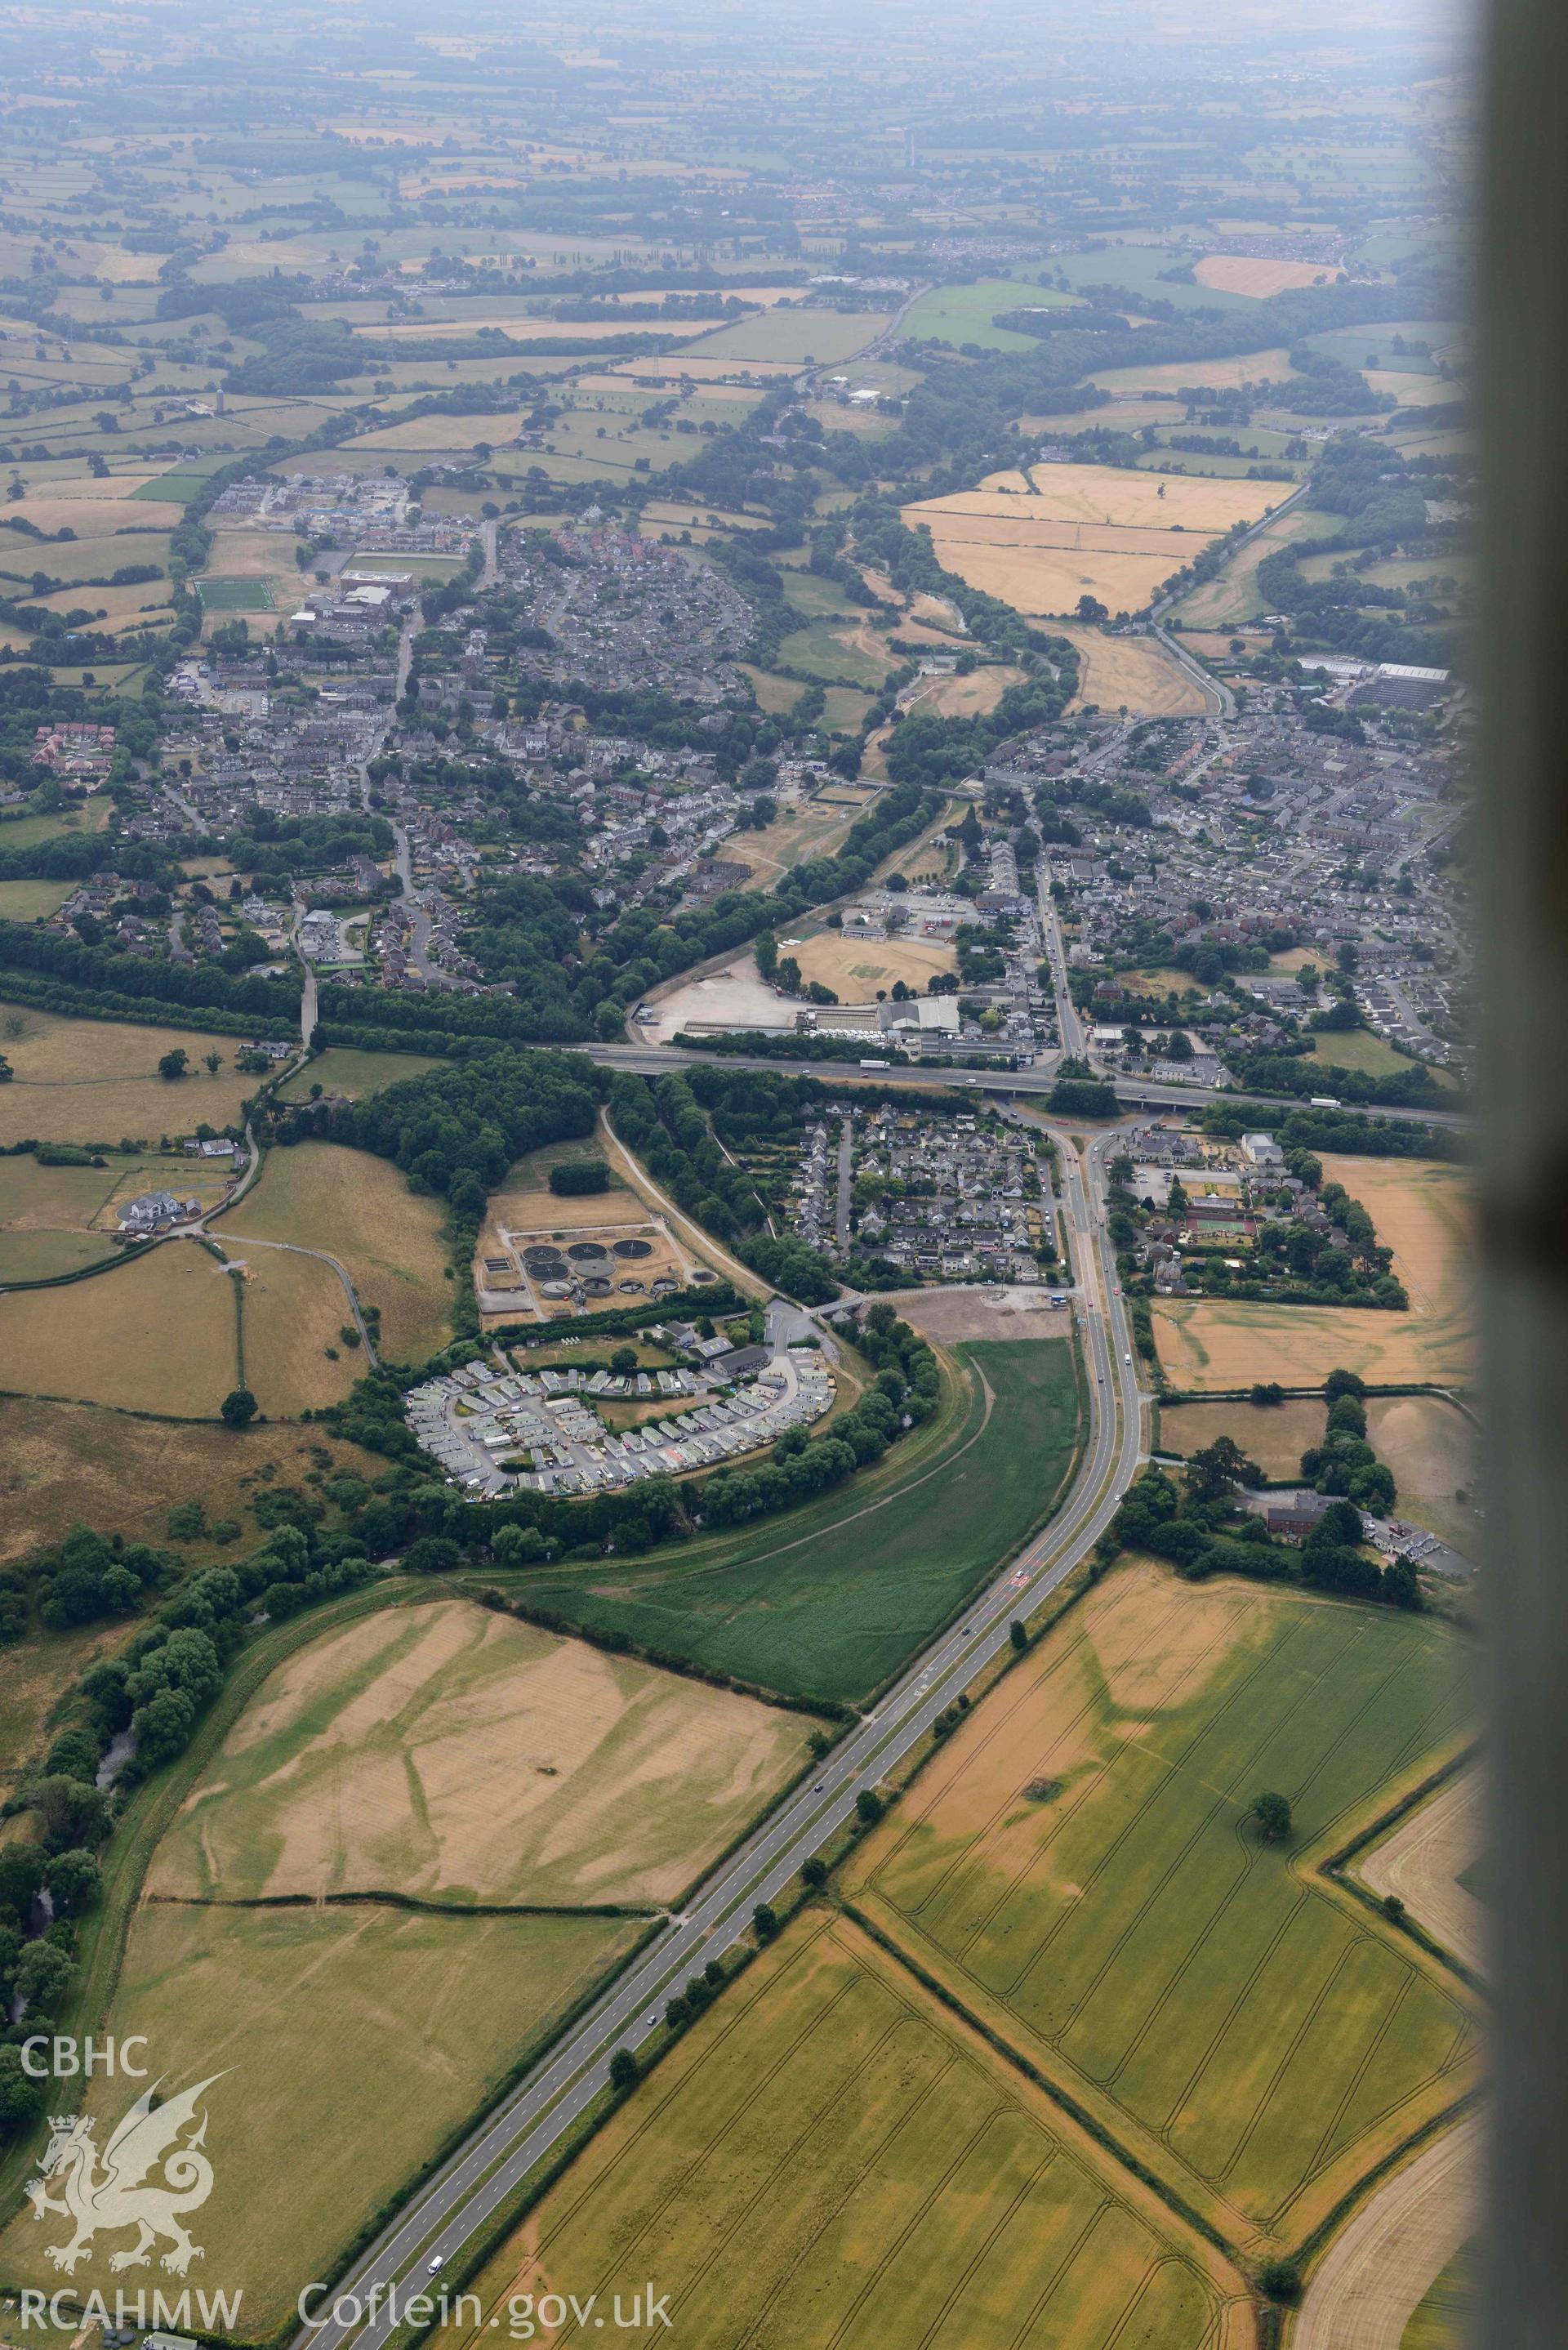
516, 1339, 1083, 1706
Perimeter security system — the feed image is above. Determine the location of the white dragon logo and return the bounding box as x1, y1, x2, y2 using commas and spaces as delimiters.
25, 2075, 225, 2276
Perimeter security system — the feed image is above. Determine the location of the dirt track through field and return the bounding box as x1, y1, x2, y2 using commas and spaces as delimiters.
1290, 2115, 1478, 2350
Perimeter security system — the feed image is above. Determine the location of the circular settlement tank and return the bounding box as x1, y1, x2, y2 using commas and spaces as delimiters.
566, 1241, 609, 1262
612, 1237, 654, 1260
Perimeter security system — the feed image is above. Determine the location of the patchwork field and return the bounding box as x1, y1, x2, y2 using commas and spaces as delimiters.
518, 1339, 1082, 1706
436, 1911, 1252, 2350
849, 1561, 1473, 2253
152, 1596, 812, 1907
226, 1139, 452, 1363
0, 1145, 235, 1281
904, 464, 1282, 621
1057, 622, 1209, 715
0, 1009, 263, 1144
1154, 1155, 1473, 1392
0, 1899, 635, 2338
791, 931, 956, 997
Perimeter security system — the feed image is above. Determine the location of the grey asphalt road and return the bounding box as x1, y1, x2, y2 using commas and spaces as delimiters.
581, 1039, 1465, 1130
293, 1125, 1145, 2350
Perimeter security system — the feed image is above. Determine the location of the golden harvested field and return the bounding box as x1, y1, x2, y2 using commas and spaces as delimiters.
0, 1900, 636, 2339
1365, 1396, 1483, 1557
1357, 1770, 1482, 1974
1058, 622, 1209, 715
226, 1140, 452, 1364
791, 932, 956, 997
0, 1241, 240, 1414
483, 1138, 639, 1240
1156, 1161, 1473, 1394
909, 661, 1028, 716
229, 1240, 361, 1414
1090, 346, 1295, 398
1017, 463, 1282, 532
0, 1010, 261, 1144
1321, 1155, 1473, 1333
0, 1393, 385, 1564
1152, 1297, 1470, 1393
1160, 1395, 1326, 1478
849, 1559, 1472, 2254
439, 1910, 1252, 2350
1194, 255, 1339, 298
153, 1597, 811, 1907
903, 464, 1281, 620
3, 492, 165, 536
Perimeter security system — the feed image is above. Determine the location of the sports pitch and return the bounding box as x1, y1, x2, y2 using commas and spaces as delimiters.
848, 1561, 1473, 2252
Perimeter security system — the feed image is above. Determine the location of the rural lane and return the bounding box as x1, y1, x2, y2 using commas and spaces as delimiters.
292, 1126, 1145, 2350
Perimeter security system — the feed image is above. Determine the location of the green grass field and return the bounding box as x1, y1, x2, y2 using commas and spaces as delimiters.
1054, 242, 1257, 312
1309, 1028, 1459, 1087
515, 1340, 1083, 1706
276, 1045, 445, 1101
438, 1911, 1251, 2350
850, 1562, 1472, 2253
198, 576, 275, 610
680, 308, 892, 365
0, 876, 73, 920
902, 278, 1082, 349
777, 618, 890, 687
